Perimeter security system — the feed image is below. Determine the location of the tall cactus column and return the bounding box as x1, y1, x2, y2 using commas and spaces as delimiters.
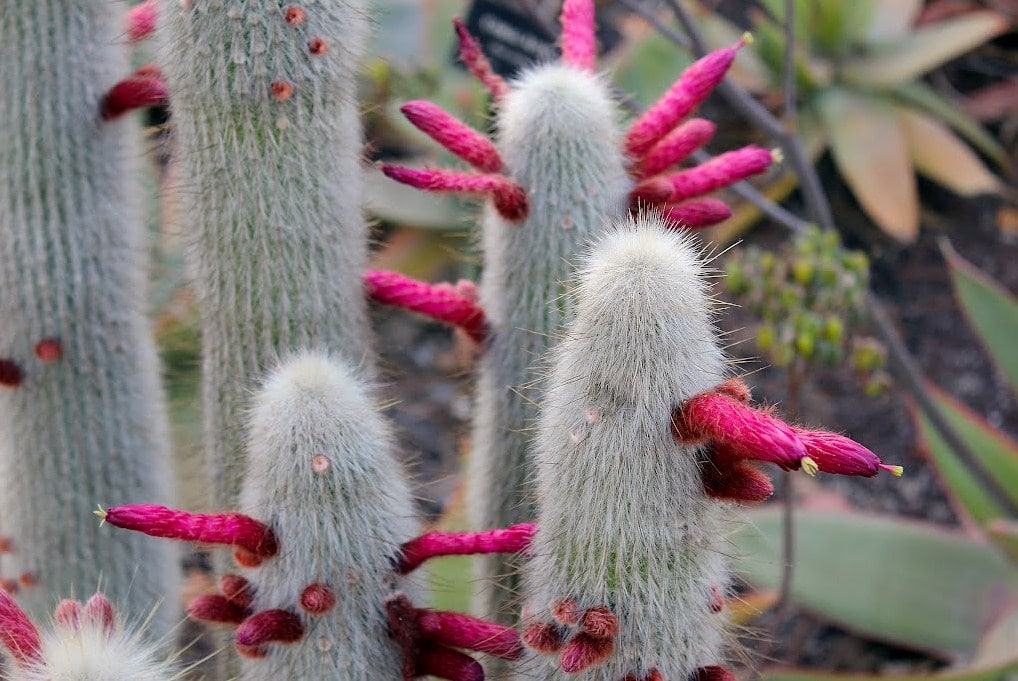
158, 0, 375, 511
0, 0, 178, 632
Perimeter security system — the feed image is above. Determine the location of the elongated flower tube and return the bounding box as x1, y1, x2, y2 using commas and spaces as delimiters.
0, 591, 176, 681
365, 270, 489, 344
0, 0, 178, 632
385, 1, 775, 629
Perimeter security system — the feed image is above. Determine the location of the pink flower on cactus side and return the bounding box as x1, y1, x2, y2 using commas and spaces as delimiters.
673, 379, 902, 501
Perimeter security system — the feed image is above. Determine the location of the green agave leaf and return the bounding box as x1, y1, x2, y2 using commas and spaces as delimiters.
899, 107, 1001, 196
913, 385, 1018, 527
757, 0, 874, 52
763, 658, 1018, 681
942, 242, 1018, 395
845, 11, 1008, 88
818, 88, 918, 242
732, 509, 1018, 653
894, 82, 1008, 169
987, 520, 1018, 568
976, 604, 1018, 666
864, 0, 923, 43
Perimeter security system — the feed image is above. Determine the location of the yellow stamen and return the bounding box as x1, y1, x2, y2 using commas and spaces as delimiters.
94, 504, 108, 527
801, 456, 818, 477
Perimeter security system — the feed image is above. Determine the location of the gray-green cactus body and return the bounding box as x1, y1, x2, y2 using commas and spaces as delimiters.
0, 0, 178, 631
159, 0, 374, 510
238, 353, 419, 680
469, 64, 632, 623
519, 217, 729, 681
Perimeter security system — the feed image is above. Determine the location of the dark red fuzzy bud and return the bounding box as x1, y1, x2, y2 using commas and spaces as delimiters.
236, 610, 304, 646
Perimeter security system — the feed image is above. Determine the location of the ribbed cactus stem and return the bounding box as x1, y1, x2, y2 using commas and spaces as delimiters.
233, 352, 420, 679
0, 0, 178, 630
467, 19, 633, 627
518, 216, 731, 681
0, 591, 176, 681
160, 0, 375, 512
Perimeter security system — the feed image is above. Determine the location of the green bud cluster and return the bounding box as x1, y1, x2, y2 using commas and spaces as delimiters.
724, 227, 889, 392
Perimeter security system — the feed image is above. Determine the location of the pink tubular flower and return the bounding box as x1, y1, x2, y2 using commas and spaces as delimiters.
401, 101, 503, 173
662, 199, 732, 229
379, 165, 528, 221
674, 390, 806, 470
99, 504, 278, 560
397, 523, 536, 574
100, 71, 168, 121
560, 0, 597, 71
656, 145, 776, 202
637, 118, 716, 178
453, 18, 509, 101
794, 428, 902, 477
625, 38, 747, 158
126, 1, 157, 42
235, 609, 305, 646
187, 594, 251, 625
417, 646, 484, 681
417, 610, 523, 660
364, 270, 488, 344
0, 590, 42, 666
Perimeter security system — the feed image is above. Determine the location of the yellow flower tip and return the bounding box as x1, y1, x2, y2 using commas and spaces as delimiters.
770, 147, 785, 164
879, 464, 904, 477
801, 456, 819, 477
94, 504, 108, 527
741, 31, 755, 46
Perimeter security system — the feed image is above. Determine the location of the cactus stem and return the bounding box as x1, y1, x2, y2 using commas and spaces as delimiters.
637, 118, 717, 178
0, 589, 42, 667
417, 646, 485, 681
674, 391, 806, 470
379, 164, 528, 221
236, 610, 305, 647
188, 594, 251, 625
401, 101, 503, 173
662, 199, 733, 229
523, 622, 566, 653
396, 523, 536, 574
0, 359, 24, 388
100, 70, 168, 120
452, 18, 509, 101
560, 0, 597, 72
365, 270, 489, 344
101, 504, 278, 559
625, 38, 747, 158
661, 145, 776, 202
33, 338, 62, 363
298, 584, 336, 615
710, 585, 724, 613
219, 574, 255, 608
126, 1, 157, 42
560, 632, 614, 673
18, 573, 36, 589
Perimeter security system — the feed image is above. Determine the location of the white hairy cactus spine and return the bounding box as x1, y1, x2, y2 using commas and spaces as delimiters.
519, 215, 729, 681
0, 0, 178, 630
237, 352, 419, 680
158, 0, 375, 510
470, 63, 633, 622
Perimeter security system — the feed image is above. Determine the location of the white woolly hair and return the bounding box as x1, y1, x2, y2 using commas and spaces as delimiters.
11, 616, 175, 681
517, 214, 730, 681
238, 351, 419, 681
